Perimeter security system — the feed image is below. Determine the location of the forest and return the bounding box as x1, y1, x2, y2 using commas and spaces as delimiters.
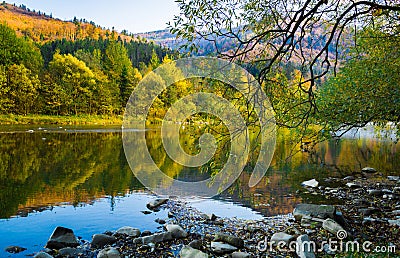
0, 1, 399, 141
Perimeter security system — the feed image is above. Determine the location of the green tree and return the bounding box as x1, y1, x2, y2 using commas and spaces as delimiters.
48, 52, 96, 115
0, 65, 11, 113
104, 40, 139, 110
0, 23, 43, 73
7, 64, 40, 115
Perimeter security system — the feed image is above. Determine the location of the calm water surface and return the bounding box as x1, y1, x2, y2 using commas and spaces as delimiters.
0, 125, 399, 256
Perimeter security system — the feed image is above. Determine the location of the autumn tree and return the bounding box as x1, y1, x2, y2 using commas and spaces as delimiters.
7, 64, 40, 114
170, 0, 400, 128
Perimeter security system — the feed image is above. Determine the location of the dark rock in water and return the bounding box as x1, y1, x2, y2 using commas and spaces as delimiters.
146, 198, 169, 211
34, 252, 54, 258
45, 226, 79, 249
115, 226, 141, 237
141, 210, 152, 215
211, 241, 238, 255
362, 167, 377, 173
97, 247, 121, 258
293, 204, 336, 221
179, 246, 208, 258
141, 230, 152, 237
91, 234, 117, 248
165, 224, 188, 238
188, 239, 203, 250
5, 246, 27, 254
206, 213, 218, 221
213, 233, 244, 248
155, 218, 166, 224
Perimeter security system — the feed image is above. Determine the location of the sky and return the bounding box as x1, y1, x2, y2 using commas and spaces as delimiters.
9, 0, 181, 33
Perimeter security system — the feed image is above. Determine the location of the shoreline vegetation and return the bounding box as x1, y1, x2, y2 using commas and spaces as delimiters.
0, 114, 123, 125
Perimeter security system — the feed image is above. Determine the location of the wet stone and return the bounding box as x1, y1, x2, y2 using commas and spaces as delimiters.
293, 204, 336, 221
141, 230, 152, 237
211, 241, 238, 255
214, 233, 244, 248
91, 234, 117, 248
188, 240, 203, 250
115, 226, 141, 237
45, 226, 79, 249
5, 246, 27, 254
146, 198, 169, 211
322, 218, 346, 236
165, 224, 188, 239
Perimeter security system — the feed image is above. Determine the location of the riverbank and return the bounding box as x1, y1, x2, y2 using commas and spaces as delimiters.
0, 114, 123, 125
5, 170, 400, 257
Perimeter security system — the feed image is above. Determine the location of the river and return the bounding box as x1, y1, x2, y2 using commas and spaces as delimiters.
0, 124, 399, 256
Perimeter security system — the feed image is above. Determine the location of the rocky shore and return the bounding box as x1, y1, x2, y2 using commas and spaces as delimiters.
5, 169, 400, 257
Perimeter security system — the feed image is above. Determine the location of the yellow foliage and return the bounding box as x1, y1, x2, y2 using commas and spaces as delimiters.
0, 3, 134, 43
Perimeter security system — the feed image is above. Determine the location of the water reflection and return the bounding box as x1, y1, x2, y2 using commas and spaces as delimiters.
0, 125, 399, 220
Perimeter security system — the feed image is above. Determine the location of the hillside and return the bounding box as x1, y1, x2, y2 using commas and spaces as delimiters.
0, 2, 133, 42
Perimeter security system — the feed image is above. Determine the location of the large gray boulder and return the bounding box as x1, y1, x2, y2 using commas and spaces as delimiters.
214, 233, 244, 248
293, 204, 336, 221
165, 224, 188, 238
322, 218, 346, 236
211, 242, 238, 255
180, 246, 208, 258
45, 226, 79, 249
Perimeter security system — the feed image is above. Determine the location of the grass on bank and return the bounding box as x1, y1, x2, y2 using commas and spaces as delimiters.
0, 114, 123, 125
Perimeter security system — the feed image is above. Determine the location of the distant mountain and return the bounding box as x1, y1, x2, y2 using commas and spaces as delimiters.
0, 2, 134, 42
